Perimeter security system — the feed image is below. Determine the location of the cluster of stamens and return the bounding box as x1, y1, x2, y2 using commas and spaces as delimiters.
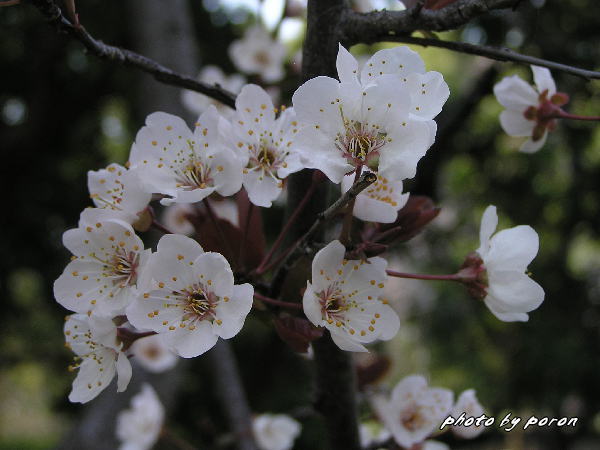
175, 158, 213, 190
336, 118, 387, 167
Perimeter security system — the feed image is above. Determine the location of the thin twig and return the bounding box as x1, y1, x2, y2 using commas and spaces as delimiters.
378, 35, 600, 80
0, 0, 21, 7
28, 0, 237, 107
253, 292, 303, 310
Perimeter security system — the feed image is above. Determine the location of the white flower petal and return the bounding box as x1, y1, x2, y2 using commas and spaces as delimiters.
116, 351, 133, 392
360, 46, 426, 85
243, 168, 283, 207
214, 283, 254, 339
486, 271, 544, 315
493, 75, 539, 110
499, 110, 536, 137
519, 131, 548, 153
330, 329, 369, 352
485, 225, 539, 272
68, 348, 117, 403
531, 65, 556, 96
165, 321, 219, 358
476, 205, 498, 258
311, 240, 345, 289
406, 71, 450, 120
336, 43, 360, 84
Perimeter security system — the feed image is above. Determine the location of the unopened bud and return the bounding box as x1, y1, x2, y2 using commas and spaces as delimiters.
457, 252, 488, 300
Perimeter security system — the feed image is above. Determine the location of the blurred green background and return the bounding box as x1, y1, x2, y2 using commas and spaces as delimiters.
1, 0, 599, 448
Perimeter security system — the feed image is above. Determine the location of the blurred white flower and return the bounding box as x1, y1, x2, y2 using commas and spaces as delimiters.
493, 65, 566, 153
129, 107, 242, 206
341, 168, 409, 223
372, 375, 453, 448
54, 208, 150, 317
65, 314, 132, 403
131, 334, 178, 373
303, 240, 400, 352
87, 163, 151, 224
162, 203, 196, 236
252, 413, 301, 450
228, 85, 304, 207
182, 65, 245, 118
475, 205, 545, 322
229, 25, 287, 83
127, 234, 253, 358
116, 384, 164, 450
451, 389, 486, 439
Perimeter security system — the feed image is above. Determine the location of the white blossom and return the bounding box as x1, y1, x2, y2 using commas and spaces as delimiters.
162, 203, 196, 236
54, 209, 150, 317
475, 205, 545, 322
373, 375, 453, 449
127, 234, 253, 358
229, 25, 287, 83
131, 334, 178, 373
302, 240, 400, 352
341, 168, 409, 223
292, 44, 446, 184
252, 413, 301, 450
87, 163, 151, 224
182, 65, 246, 117
451, 389, 486, 439
493, 65, 558, 153
228, 84, 304, 207
65, 314, 132, 403
116, 384, 164, 450
129, 107, 242, 206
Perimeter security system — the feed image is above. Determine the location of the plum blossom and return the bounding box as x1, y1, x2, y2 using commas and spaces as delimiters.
129, 107, 242, 206
130, 334, 178, 373
302, 240, 400, 352
494, 65, 567, 153
341, 168, 409, 223
182, 65, 245, 117
451, 389, 485, 439
472, 205, 545, 322
292, 44, 446, 184
162, 203, 196, 236
229, 25, 287, 83
228, 85, 304, 207
116, 384, 164, 450
54, 209, 150, 317
87, 163, 151, 224
127, 234, 253, 358
372, 375, 453, 448
252, 413, 301, 450
64, 314, 132, 403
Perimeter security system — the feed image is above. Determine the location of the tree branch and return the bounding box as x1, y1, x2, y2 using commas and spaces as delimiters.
373, 35, 600, 80
27, 0, 237, 108
341, 0, 518, 45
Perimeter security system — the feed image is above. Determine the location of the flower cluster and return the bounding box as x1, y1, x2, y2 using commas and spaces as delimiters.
54, 43, 545, 441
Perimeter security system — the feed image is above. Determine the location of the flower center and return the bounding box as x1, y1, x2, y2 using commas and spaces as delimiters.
176, 158, 213, 190
337, 119, 387, 167
254, 51, 270, 66
182, 288, 217, 321
400, 403, 425, 432
108, 249, 139, 288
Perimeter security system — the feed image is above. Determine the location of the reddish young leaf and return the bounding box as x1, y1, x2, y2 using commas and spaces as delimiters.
273, 315, 324, 353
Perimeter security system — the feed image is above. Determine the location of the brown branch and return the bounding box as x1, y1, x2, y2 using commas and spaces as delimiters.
376, 35, 600, 80
341, 0, 518, 44
0, 0, 21, 6
27, 0, 237, 108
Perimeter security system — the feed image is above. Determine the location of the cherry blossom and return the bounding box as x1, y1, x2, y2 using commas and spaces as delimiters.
229, 25, 287, 83
359, 421, 391, 447
162, 203, 196, 236
292, 44, 445, 184
127, 234, 253, 358
129, 106, 242, 206
116, 383, 164, 450
182, 65, 246, 117
302, 240, 400, 352
451, 389, 485, 439
228, 84, 304, 207
473, 205, 545, 322
54, 209, 150, 317
252, 413, 301, 450
372, 375, 453, 448
87, 163, 151, 224
494, 65, 566, 153
130, 334, 178, 373
64, 313, 132, 403
341, 168, 409, 223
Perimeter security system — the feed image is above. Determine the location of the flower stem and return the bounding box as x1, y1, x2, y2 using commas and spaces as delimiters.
255, 174, 321, 275
339, 165, 362, 246
386, 269, 462, 282
151, 219, 174, 235
253, 292, 303, 310
203, 198, 236, 266
556, 111, 600, 121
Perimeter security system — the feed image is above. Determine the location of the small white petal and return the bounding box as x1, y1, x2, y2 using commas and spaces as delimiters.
493, 75, 539, 110
499, 110, 536, 137
519, 131, 548, 153
531, 65, 556, 96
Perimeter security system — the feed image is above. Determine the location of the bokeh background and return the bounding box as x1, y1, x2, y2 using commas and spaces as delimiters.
1, 0, 599, 448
